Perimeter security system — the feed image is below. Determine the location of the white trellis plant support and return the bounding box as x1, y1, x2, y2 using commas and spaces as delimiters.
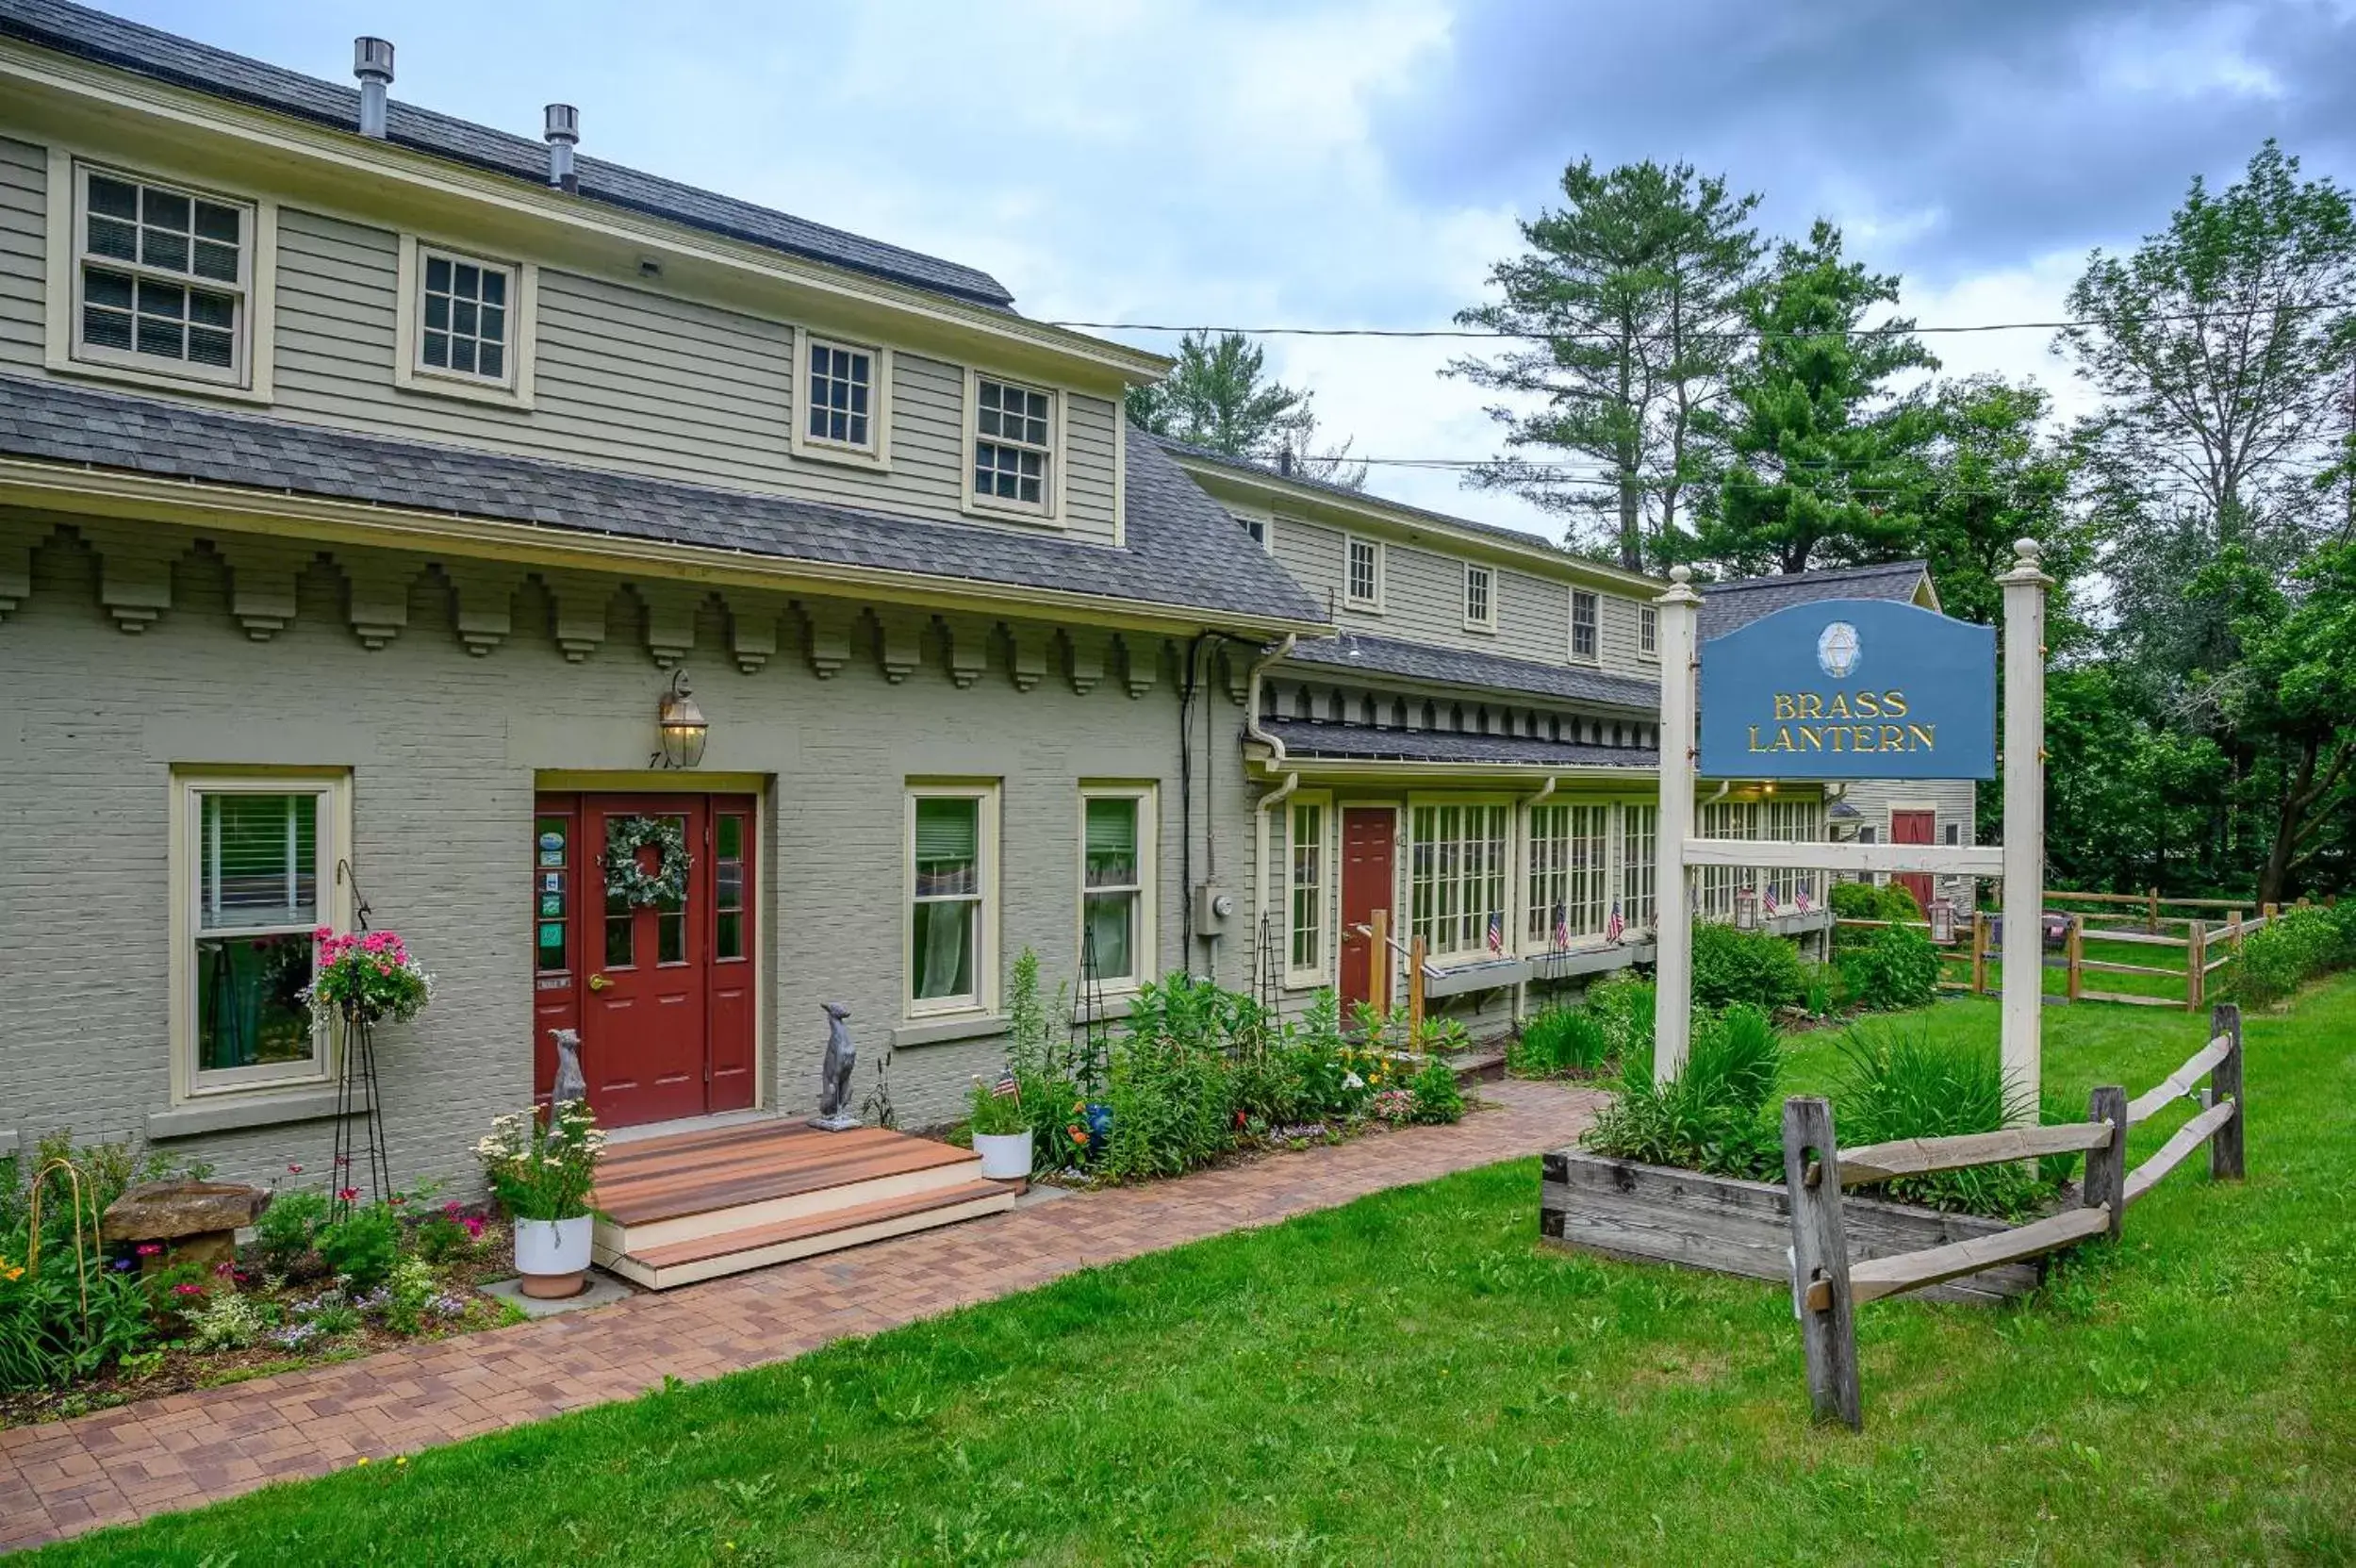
1649, 539, 2052, 1117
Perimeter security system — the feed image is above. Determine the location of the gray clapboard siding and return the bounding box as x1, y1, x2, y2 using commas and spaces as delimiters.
1539, 1148, 2041, 1303
0, 136, 46, 368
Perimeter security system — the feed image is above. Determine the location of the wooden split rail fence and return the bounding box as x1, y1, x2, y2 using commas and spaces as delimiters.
1782, 1003, 2248, 1428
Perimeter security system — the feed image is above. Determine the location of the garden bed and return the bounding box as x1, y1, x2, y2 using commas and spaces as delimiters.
1538, 1149, 2045, 1303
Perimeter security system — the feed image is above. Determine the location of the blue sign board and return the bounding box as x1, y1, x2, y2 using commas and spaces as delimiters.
1697, 598, 1995, 780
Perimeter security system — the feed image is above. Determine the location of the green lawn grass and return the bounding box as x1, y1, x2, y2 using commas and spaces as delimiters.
33, 984, 2356, 1566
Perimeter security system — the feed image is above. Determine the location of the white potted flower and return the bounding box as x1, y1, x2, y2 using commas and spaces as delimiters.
477, 1098, 605, 1298
967, 1074, 1033, 1182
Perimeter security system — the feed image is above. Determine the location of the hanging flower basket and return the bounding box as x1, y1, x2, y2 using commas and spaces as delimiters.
304, 928, 433, 1025
602, 815, 690, 908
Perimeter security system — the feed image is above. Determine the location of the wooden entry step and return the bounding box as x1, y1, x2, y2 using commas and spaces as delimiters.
591, 1119, 1017, 1289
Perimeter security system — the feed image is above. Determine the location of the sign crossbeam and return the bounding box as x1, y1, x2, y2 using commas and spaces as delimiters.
1678, 839, 2003, 877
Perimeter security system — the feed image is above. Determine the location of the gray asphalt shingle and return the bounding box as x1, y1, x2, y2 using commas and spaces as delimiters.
1284, 631, 1658, 711
1260, 718, 1656, 769
1699, 561, 1931, 637
0, 372, 1325, 627
0, 0, 1014, 307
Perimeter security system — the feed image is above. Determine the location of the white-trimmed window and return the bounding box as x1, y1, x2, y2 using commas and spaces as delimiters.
1287, 797, 1330, 984
394, 237, 535, 406
1345, 536, 1385, 610
1409, 801, 1510, 961
1763, 796, 1825, 914
69, 163, 254, 388
1697, 798, 1759, 922
1079, 784, 1156, 990
173, 772, 349, 1096
1571, 589, 1599, 661
1620, 802, 1657, 931
1639, 604, 1659, 660
1463, 562, 1496, 631
968, 372, 1057, 516
1232, 510, 1272, 551
907, 784, 999, 1016
794, 334, 892, 466
1526, 801, 1609, 947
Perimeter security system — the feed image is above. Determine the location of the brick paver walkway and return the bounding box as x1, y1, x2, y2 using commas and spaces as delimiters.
0, 1080, 1601, 1553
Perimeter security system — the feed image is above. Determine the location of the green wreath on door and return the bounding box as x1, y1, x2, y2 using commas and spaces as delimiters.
602, 816, 691, 907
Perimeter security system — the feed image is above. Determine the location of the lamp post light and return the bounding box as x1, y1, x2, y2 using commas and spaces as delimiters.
1735, 887, 1759, 932
655, 669, 708, 769
1929, 897, 1956, 946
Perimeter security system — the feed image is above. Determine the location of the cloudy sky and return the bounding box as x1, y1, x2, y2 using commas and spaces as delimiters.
117, 0, 2356, 538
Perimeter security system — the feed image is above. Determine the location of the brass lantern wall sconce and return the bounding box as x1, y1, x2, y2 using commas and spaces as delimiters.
651, 669, 708, 769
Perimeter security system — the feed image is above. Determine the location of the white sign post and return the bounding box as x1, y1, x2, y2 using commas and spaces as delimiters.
1651, 541, 2051, 1117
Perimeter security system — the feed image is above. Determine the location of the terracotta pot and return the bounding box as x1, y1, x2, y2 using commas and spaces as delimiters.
513, 1214, 593, 1298
973, 1129, 1033, 1181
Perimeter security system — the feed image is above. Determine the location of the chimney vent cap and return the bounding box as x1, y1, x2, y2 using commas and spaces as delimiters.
544, 103, 580, 144
353, 36, 395, 81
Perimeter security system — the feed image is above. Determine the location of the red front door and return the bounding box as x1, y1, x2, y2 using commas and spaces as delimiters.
1339, 807, 1396, 1012
532, 792, 757, 1129
1891, 809, 1936, 915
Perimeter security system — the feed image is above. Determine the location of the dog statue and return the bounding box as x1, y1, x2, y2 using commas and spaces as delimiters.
549, 1028, 587, 1107
809, 1001, 860, 1131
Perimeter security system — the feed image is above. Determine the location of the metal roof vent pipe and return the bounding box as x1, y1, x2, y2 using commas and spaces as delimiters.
544, 104, 580, 192
353, 37, 394, 138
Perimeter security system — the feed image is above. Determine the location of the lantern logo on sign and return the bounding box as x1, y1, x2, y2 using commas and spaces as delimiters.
1816, 620, 1861, 680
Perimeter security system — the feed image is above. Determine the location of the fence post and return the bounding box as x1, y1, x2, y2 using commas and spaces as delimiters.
1408, 933, 1426, 1038
2209, 1002, 2245, 1182
1368, 909, 1390, 1016
2229, 909, 2245, 956
2262, 901, 2279, 925
2084, 1085, 2128, 1242
2187, 919, 2206, 1012
1970, 910, 1989, 997
2066, 915, 2084, 1003
1782, 1096, 1860, 1428
2146, 887, 2159, 933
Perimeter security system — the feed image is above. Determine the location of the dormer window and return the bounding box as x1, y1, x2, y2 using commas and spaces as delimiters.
394, 237, 535, 407
966, 371, 1058, 517
70, 164, 254, 388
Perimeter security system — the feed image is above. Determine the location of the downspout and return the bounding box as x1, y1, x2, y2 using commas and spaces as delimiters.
1244, 635, 1300, 967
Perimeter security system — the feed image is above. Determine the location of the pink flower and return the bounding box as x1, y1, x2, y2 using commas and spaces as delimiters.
172, 1282, 204, 1298
461, 1215, 486, 1240
288, 1163, 305, 1175
135, 1243, 162, 1257
338, 1187, 359, 1202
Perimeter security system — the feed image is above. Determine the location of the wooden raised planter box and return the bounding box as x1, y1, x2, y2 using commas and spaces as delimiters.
1540, 1148, 2045, 1304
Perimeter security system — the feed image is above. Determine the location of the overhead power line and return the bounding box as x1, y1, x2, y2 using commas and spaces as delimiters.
1048, 297, 2356, 344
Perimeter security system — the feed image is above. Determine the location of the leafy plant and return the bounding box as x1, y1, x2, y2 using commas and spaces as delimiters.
306, 927, 434, 1024
1583, 974, 1656, 1067
190, 1288, 273, 1351
1843, 924, 1943, 1012
1830, 1023, 2073, 1219
1098, 974, 1242, 1181
315, 1202, 400, 1291
1689, 921, 1806, 1011
1002, 949, 1088, 1168
253, 1187, 330, 1276
477, 1099, 606, 1222
1511, 1006, 1611, 1077
966, 1077, 1028, 1137
1408, 1056, 1465, 1125
1582, 1004, 1784, 1180
2234, 904, 2356, 1009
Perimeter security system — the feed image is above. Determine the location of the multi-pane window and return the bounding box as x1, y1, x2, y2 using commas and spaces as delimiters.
714, 811, 750, 963
417, 249, 511, 383
1697, 799, 1759, 921
1289, 801, 1326, 978
973, 375, 1053, 510
806, 338, 876, 450
1526, 802, 1609, 947
77, 167, 249, 380
1464, 563, 1495, 629
1571, 590, 1599, 660
1639, 604, 1659, 658
911, 792, 989, 1011
1409, 803, 1509, 960
1764, 797, 1824, 913
1346, 536, 1383, 608
185, 780, 336, 1089
1620, 802, 1658, 932
1234, 512, 1268, 548
1080, 791, 1150, 987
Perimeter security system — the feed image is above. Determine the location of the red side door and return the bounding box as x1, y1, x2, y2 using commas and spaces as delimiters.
1891, 809, 1936, 915
1338, 807, 1396, 1012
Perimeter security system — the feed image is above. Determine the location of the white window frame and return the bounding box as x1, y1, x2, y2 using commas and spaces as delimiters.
1077, 783, 1158, 994
1570, 588, 1600, 663
1285, 792, 1335, 988
1639, 604, 1660, 661
1407, 796, 1513, 964
790, 331, 893, 470
394, 236, 536, 409
168, 769, 352, 1101
1230, 508, 1274, 553
1525, 801, 1611, 949
1619, 800, 1658, 933
1462, 561, 1496, 633
963, 368, 1064, 521
904, 782, 1000, 1020
1344, 535, 1386, 612
48, 152, 277, 403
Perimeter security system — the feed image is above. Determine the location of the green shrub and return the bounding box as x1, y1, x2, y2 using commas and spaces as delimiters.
1581, 1004, 1784, 1180
1830, 881, 1927, 949
1584, 975, 1656, 1067
315, 1202, 401, 1290
2233, 905, 2356, 1009
966, 1076, 1028, 1137
1098, 974, 1241, 1181
1689, 921, 1807, 1012
1001, 948, 1089, 1169
1408, 1055, 1465, 1125
1510, 1006, 1610, 1078
1830, 1024, 2071, 1219
254, 1187, 330, 1275
1843, 924, 1943, 1012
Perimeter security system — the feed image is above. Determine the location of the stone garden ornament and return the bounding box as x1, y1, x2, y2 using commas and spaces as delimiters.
810, 1001, 860, 1131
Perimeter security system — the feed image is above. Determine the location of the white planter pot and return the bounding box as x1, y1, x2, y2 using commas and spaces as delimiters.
513, 1214, 593, 1298
973, 1129, 1034, 1181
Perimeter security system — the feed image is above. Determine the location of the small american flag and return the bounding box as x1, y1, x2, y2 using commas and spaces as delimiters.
1762, 884, 1781, 916
1605, 901, 1625, 942
1795, 886, 1813, 914
1487, 910, 1504, 955
1551, 902, 1570, 949
990, 1072, 1019, 1099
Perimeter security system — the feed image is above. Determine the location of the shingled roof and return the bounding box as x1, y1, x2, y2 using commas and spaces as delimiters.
0, 0, 1014, 307
1284, 631, 1658, 712
1699, 560, 1933, 638
1260, 718, 1655, 769
0, 373, 1325, 628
